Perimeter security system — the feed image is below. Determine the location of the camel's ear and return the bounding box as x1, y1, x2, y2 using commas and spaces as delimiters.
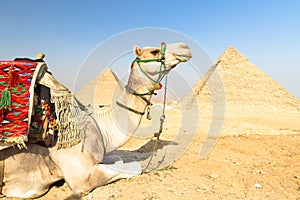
133, 45, 142, 57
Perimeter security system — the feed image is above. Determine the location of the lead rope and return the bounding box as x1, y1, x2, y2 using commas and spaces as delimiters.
143, 73, 168, 173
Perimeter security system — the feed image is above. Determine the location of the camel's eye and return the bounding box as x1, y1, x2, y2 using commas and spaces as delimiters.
150, 49, 160, 56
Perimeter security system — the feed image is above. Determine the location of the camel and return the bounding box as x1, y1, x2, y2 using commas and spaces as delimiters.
0, 42, 192, 198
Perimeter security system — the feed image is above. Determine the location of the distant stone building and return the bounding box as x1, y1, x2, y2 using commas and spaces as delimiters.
75, 68, 123, 106
181, 46, 300, 136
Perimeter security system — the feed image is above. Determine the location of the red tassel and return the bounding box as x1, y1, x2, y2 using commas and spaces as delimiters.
8, 66, 19, 88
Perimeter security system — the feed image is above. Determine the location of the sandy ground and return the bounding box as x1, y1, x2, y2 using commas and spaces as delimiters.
22, 134, 300, 200
4, 107, 300, 200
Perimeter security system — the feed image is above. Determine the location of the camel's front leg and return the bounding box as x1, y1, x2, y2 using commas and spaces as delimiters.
70, 161, 142, 198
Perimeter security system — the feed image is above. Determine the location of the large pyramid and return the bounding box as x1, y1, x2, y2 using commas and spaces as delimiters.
75, 68, 123, 106
182, 46, 300, 136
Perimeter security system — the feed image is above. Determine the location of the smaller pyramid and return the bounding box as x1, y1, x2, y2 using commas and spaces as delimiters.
76, 68, 123, 106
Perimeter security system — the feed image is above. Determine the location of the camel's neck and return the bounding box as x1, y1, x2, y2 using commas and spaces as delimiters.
95, 88, 152, 153
113, 88, 151, 133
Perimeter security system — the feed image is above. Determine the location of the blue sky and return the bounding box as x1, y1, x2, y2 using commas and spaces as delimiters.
0, 0, 299, 98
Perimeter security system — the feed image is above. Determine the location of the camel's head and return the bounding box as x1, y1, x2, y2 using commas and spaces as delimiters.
128, 42, 192, 93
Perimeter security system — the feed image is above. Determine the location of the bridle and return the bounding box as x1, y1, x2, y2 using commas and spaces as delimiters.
116, 42, 167, 118
135, 41, 167, 91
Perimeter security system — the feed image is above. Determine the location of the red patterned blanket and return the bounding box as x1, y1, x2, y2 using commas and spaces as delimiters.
1, 59, 84, 150
0, 60, 37, 144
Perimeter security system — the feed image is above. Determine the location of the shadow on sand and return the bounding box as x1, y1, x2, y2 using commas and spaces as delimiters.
106, 139, 178, 163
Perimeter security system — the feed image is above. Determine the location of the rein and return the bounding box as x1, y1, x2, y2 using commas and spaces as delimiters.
143, 71, 168, 173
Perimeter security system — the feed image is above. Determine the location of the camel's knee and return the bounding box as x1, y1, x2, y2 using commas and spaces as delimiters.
72, 191, 84, 199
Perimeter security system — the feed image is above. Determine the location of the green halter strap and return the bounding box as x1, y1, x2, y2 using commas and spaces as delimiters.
135, 42, 166, 85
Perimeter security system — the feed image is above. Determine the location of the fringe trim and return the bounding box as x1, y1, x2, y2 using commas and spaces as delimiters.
50, 90, 89, 149
1, 136, 28, 149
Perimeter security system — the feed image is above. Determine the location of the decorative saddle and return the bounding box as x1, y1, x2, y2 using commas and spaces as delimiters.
0, 55, 86, 150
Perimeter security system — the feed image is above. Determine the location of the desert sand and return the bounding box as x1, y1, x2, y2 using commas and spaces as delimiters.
35, 133, 300, 200
6, 46, 300, 200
